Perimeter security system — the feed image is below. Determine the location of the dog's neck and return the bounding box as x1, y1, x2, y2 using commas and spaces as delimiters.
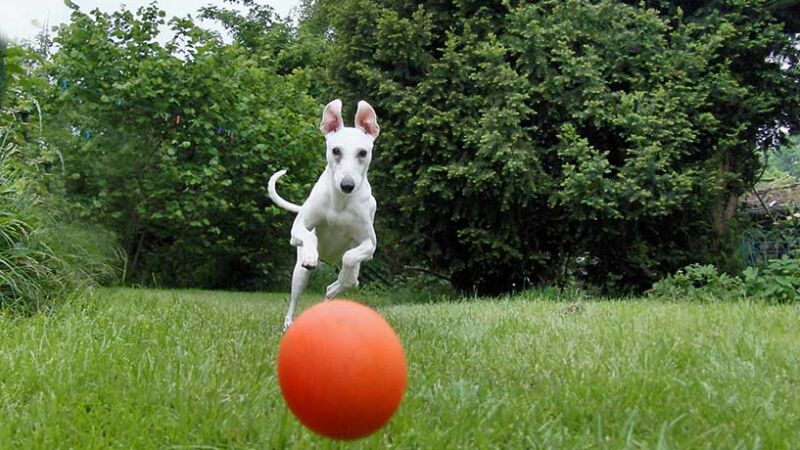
322, 167, 369, 212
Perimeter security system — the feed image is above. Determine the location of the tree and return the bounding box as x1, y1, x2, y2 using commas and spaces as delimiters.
45, 2, 323, 289
304, 0, 800, 293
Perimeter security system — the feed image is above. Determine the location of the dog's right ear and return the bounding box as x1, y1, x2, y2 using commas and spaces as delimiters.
320, 99, 344, 135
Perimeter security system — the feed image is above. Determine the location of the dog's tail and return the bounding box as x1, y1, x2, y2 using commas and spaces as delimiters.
268, 169, 302, 213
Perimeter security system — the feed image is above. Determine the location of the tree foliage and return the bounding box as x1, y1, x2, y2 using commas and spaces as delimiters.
306, 0, 800, 293
45, 3, 322, 289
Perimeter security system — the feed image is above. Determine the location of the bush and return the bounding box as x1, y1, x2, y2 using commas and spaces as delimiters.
743, 257, 800, 303
0, 134, 120, 310
650, 258, 800, 303
1, 43, 121, 310
44, 3, 323, 289
306, 0, 800, 295
649, 264, 747, 300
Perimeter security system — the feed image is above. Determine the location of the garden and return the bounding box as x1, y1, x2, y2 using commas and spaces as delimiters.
1, 0, 799, 447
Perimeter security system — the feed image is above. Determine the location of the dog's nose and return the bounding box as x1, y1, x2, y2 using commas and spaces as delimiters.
340, 177, 355, 193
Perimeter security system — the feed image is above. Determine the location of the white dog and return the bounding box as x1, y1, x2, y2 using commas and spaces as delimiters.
268, 99, 380, 330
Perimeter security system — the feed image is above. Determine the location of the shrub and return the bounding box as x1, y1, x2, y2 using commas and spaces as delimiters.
45, 3, 322, 289
306, 0, 800, 295
650, 258, 800, 303
0, 134, 120, 310
743, 257, 800, 303
649, 264, 747, 300
1, 43, 120, 310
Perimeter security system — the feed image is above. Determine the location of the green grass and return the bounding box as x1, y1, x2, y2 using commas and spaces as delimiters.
0, 288, 798, 449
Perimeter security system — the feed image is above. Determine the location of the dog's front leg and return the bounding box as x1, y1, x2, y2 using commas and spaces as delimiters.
290, 213, 319, 270
325, 239, 375, 299
284, 212, 320, 331
285, 248, 312, 330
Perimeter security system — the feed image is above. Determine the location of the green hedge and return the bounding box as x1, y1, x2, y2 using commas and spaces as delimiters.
307, 0, 800, 294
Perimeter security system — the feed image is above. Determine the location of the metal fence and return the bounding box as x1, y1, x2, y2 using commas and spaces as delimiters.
740, 227, 800, 266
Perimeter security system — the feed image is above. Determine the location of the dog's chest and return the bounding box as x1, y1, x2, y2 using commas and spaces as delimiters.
317, 208, 360, 238
315, 209, 362, 261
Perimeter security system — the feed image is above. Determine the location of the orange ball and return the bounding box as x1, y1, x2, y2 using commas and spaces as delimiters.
277, 300, 407, 440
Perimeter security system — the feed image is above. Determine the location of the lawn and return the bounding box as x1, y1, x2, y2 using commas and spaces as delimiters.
0, 288, 798, 449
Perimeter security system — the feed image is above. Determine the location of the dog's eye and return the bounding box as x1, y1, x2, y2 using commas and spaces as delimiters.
357, 150, 368, 158
332, 147, 341, 157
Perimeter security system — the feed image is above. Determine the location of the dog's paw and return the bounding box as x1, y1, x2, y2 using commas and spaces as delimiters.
283, 317, 293, 332
301, 250, 319, 270
325, 280, 341, 299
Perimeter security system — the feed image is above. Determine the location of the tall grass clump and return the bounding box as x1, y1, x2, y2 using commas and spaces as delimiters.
0, 131, 120, 311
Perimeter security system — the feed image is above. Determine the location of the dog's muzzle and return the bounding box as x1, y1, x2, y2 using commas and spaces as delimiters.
340, 177, 355, 194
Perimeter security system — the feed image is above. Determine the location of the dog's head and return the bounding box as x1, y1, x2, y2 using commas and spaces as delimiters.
319, 99, 380, 195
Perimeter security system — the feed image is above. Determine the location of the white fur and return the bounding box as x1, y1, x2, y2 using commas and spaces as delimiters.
269, 99, 380, 330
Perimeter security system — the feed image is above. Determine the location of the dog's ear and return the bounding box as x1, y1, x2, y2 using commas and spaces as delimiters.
355, 101, 380, 139
320, 99, 344, 135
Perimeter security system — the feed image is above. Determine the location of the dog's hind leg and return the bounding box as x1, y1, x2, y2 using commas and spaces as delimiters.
324, 265, 357, 300
324, 239, 374, 299
285, 256, 312, 331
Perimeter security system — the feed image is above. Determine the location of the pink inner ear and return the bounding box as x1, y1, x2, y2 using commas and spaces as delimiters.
320, 110, 342, 134
356, 108, 380, 138
360, 120, 378, 136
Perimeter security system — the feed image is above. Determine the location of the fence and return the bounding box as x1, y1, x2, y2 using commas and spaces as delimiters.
740, 227, 800, 266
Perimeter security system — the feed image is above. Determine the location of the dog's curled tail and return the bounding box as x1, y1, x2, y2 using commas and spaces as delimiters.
268, 169, 301, 213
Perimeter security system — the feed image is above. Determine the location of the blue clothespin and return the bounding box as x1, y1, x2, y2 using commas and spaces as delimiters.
116, 99, 123, 106
61, 80, 69, 90
216, 126, 223, 134
84, 130, 92, 140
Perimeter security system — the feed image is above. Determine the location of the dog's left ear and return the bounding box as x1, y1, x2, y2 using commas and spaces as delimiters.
355, 101, 380, 140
